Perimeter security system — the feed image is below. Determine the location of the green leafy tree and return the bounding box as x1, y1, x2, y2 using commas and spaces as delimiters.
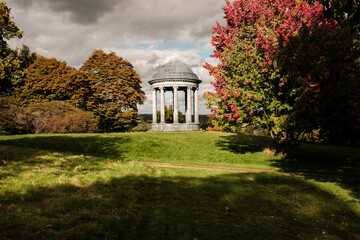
0, 1, 23, 95
16, 45, 37, 73
80, 50, 145, 132
157, 105, 184, 123
205, 0, 359, 147
15, 56, 94, 110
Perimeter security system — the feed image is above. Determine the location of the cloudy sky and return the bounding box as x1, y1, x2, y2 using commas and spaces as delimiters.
8, 0, 226, 114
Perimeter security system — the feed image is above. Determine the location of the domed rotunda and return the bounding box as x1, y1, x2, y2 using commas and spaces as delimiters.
149, 61, 202, 131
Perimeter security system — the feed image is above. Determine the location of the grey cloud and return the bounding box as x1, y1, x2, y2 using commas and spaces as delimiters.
189, 13, 225, 39
10, 0, 33, 8
47, 0, 119, 24
12, 0, 119, 24
107, 0, 224, 41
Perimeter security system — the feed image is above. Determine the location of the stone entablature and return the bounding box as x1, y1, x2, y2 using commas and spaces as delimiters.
148, 79, 202, 85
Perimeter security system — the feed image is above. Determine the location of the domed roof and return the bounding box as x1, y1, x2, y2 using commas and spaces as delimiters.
149, 61, 200, 83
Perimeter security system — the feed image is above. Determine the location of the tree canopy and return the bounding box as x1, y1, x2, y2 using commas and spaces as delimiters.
0, 2, 24, 96
13, 50, 146, 133
15, 56, 94, 110
81, 50, 145, 132
205, 0, 360, 146
157, 105, 185, 123
0, 2, 22, 42
311, 0, 360, 35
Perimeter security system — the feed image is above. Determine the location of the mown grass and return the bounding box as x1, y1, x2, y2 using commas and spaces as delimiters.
0, 132, 359, 239
0, 132, 279, 169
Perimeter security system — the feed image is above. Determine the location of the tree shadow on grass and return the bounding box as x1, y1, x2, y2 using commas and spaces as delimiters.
274, 142, 360, 198
216, 134, 276, 154
216, 134, 360, 198
0, 134, 130, 158
0, 172, 359, 239
0, 134, 130, 180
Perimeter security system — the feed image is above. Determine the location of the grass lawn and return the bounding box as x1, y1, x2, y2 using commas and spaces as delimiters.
0, 132, 359, 239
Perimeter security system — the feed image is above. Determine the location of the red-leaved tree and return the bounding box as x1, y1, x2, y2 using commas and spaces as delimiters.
205, 0, 359, 146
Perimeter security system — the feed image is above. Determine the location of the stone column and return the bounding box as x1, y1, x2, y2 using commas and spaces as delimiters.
186, 86, 192, 123
185, 89, 188, 122
152, 87, 157, 124
160, 87, 165, 124
194, 87, 199, 124
173, 86, 179, 123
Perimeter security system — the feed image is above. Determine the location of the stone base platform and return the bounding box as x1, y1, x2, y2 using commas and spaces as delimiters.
151, 123, 200, 132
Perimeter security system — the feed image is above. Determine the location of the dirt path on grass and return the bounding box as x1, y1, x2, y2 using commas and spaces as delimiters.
143, 161, 293, 176
143, 161, 360, 180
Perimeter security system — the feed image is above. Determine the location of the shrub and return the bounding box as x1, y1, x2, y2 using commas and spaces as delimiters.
0, 97, 29, 135
206, 126, 223, 132
25, 101, 99, 133
131, 115, 150, 132
242, 125, 268, 137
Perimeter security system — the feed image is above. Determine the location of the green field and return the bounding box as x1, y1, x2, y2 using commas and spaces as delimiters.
1, 132, 359, 239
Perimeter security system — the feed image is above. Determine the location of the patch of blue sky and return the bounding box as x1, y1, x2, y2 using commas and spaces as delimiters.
159, 41, 212, 58
160, 41, 199, 50
198, 50, 212, 59
115, 41, 212, 59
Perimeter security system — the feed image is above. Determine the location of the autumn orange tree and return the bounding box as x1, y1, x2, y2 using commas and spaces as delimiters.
81, 50, 145, 132
15, 56, 94, 110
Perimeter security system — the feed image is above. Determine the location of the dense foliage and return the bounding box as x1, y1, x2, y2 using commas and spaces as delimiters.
0, 98, 99, 134
0, 97, 28, 134
205, 0, 360, 145
0, 2, 23, 95
312, 0, 360, 35
131, 115, 150, 132
157, 105, 185, 123
8, 51, 146, 134
13, 52, 146, 133
15, 57, 94, 110
81, 50, 145, 132
25, 101, 99, 134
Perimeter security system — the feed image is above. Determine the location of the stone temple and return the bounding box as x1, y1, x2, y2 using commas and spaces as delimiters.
149, 61, 202, 132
